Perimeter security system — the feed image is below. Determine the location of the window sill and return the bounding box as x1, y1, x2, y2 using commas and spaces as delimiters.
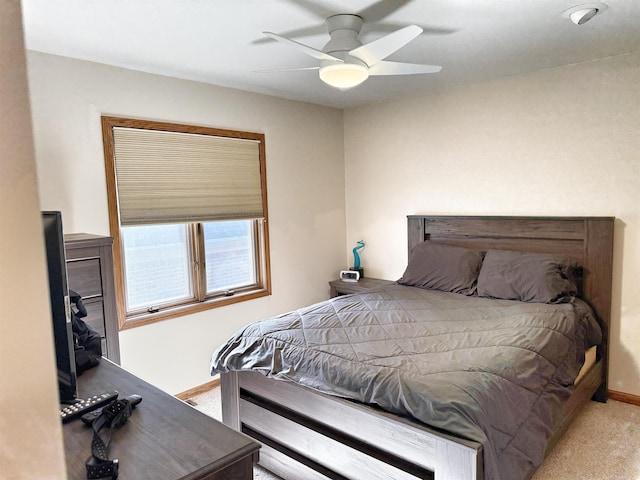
118, 287, 271, 330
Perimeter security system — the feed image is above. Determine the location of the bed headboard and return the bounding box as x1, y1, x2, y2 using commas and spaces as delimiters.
407, 215, 614, 399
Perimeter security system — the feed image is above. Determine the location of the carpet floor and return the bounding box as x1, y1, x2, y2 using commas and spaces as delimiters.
188, 387, 640, 480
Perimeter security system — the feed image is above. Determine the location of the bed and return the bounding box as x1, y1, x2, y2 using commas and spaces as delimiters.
211, 215, 614, 480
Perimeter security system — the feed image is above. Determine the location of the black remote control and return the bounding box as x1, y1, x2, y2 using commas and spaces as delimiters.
60, 391, 119, 423
80, 408, 104, 426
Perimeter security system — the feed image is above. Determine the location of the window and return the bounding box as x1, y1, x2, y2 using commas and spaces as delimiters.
102, 117, 271, 329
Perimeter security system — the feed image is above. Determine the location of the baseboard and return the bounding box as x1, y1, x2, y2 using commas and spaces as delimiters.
175, 378, 220, 401
609, 389, 640, 406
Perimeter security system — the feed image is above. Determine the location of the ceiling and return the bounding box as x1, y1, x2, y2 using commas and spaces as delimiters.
21, 0, 640, 109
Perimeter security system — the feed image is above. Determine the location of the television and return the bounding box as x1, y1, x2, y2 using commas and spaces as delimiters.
42, 211, 77, 403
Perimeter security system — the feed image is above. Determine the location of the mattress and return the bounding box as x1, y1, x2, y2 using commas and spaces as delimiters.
212, 284, 601, 480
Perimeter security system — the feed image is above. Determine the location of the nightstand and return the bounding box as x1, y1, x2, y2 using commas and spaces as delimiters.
329, 277, 395, 297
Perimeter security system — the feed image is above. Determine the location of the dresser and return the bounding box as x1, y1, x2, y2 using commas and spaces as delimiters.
63, 359, 260, 479
64, 233, 120, 364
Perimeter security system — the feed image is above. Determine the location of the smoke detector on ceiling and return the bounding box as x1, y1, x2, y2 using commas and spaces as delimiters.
563, 3, 608, 25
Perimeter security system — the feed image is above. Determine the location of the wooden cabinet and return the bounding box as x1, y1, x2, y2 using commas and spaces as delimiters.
64, 233, 120, 364
65, 360, 260, 479
329, 277, 395, 297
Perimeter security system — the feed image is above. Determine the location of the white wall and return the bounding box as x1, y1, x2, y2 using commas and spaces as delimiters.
344, 52, 640, 397
25, 47, 640, 398
0, 2, 66, 477
27, 52, 346, 394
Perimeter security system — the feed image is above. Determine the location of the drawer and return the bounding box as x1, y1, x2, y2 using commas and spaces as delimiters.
65, 246, 100, 261
67, 259, 102, 297
81, 299, 106, 338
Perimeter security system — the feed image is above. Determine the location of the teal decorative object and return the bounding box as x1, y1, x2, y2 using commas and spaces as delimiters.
352, 240, 365, 270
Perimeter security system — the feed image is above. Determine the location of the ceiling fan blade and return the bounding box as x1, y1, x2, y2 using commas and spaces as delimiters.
369, 61, 442, 76
280, 0, 337, 19
253, 66, 320, 73
349, 25, 423, 66
263, 31, 343, 62
361, 22, 456, 37
278, 0, 411, 24
357, 0, 413, 23
253, 25, 327, 44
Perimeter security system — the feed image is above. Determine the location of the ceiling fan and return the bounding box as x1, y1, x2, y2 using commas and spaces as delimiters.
260, 12, 442, 91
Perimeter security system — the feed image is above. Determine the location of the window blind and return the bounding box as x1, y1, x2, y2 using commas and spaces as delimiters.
112, 127, 264, 225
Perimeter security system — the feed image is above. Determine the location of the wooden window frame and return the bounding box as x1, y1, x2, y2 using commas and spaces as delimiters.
102, 116, 271, 330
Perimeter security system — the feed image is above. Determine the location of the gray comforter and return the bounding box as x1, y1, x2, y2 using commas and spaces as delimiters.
211, 284, 602, 480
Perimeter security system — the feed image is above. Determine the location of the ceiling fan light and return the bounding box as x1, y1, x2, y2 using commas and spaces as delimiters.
319, 63, 369, 90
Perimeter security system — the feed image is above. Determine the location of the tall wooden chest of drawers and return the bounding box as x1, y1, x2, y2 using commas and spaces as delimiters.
64, 233, 120, 364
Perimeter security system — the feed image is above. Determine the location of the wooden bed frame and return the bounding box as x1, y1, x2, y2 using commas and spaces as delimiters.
221, 216, 614, 480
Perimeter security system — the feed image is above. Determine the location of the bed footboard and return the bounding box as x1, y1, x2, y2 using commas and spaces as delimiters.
221, 370, 483, 480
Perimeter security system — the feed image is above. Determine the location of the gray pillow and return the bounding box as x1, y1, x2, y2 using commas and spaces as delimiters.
398, 242, 484, 295
477, 249, 579, 303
